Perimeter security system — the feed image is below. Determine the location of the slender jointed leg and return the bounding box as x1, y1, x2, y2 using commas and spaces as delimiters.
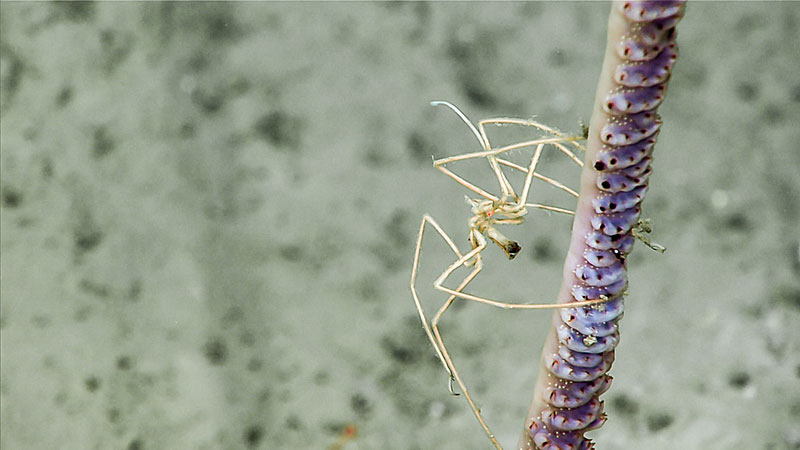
414, 102, 613, 449
410, 214, 612, 450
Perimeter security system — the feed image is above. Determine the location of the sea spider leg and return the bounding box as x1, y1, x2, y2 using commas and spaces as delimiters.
476, 118, 586, 204
422, 108, 604, 308
431, 136, 583, 211
431, 101, 517, 201
480, 118, 668, 254
413, 104, 614, 449
431, 117, 586, 212
410, 212, 609, 370
495, 157, 580, 199
410, 214, 611, 450
409, 214, 486, 388
431, 233, 609, 311
479, 117, 587, 166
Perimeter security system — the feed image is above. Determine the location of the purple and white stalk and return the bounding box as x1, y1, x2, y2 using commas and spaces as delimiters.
519, 2, 686, 449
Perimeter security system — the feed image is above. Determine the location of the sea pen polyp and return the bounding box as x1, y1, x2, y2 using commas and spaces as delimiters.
520, 2, 685, 449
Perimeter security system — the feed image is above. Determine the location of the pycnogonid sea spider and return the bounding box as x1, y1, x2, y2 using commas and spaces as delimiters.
409, 101, 611, 449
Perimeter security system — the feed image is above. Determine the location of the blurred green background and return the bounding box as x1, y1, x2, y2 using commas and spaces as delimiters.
1, 2, 799, 449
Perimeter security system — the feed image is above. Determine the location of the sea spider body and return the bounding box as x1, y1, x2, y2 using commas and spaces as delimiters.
466, 195, 526, 262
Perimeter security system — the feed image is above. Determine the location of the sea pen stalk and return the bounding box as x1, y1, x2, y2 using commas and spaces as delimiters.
519, 2, 686, 449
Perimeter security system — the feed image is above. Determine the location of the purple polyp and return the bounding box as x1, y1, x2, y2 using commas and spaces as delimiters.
601, 111, 661, 146
561, 310, 619, 337
617, 37, 663, 62
592, 185, 647, 214
544, 375, 613, 409
571, 280, 627, 304
583, 248, 621, 267
604, 83, 666, 114
633, 17, 682, 44
542, 398, 605, 431
530, 421, 592, 450
615, 44, 678, 87
594, 137, 656, 171
585, 231, 635, 253
571, 282, 627, 307
591, 207, 641, 235
545, 352, 613, 382
558, 346, 606, 368
596, 169, 651, 192
575, 261, 627, 287
557, 325, 620, 354
560, 297, 624, 336
618, 157, 653, 178
620, 0, 686, 22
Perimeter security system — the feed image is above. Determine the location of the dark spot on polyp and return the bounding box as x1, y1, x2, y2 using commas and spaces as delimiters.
595, 161, 606, 171
646, 412, 674, 432
602, 181, 611, 189
244, 425, 264, 448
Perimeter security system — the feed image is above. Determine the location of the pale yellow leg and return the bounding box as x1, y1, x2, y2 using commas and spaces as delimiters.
410, 214, 611, 450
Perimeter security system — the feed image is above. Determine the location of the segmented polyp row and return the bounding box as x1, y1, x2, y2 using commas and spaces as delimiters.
529, 2, 684, 449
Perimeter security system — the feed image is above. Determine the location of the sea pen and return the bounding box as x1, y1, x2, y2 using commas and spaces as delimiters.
520, 2, 686, 449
